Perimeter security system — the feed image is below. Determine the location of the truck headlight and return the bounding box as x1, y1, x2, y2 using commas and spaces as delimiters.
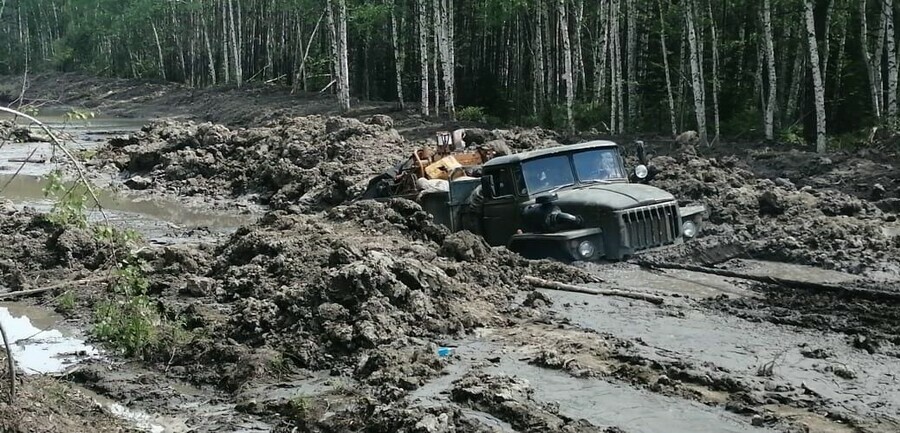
634, 164, 648, 179
577, 240, 595, 258
682, 221, 697, 238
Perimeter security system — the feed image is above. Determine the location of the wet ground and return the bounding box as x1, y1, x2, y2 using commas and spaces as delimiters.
1, 74, 900, 433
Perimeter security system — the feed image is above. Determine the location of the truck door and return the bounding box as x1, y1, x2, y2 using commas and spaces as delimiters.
482, 167, 521, 246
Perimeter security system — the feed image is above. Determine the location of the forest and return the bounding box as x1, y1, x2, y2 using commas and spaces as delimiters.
0, 0, 895, 151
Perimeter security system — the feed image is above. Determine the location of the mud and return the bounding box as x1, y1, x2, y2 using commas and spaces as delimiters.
2, 73, 900, 432
638, 148, 900, 277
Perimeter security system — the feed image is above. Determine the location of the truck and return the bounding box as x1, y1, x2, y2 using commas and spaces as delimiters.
360, 138, 706, 263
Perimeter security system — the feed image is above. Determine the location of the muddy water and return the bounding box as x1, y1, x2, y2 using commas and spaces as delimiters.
486, 360, 775, 433
544, 286, 900, 426
0, 113, 147, 177
411, 336, 771, 433
0, 173, 255, 240
0, 302, 99, 374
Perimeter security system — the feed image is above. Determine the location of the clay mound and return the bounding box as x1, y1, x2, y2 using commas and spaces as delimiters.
153, 200, 600, 390
0, 204, 117, 289
647, 153, 900, 274
95, 114, 415, 211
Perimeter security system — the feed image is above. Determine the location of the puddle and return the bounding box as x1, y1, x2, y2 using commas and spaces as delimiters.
0, 114, 147, 178
0, 302, 99, 374
485, 359, 774, 433
545, 289, 900, 424
720, 259, 860, 284
0, 173, 256, 240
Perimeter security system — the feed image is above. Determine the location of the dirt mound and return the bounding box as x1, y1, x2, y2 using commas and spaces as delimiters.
93, 114, 414, 211
143, 199, 597, 392
0, 204, 119, 289
646, 154, 900, 274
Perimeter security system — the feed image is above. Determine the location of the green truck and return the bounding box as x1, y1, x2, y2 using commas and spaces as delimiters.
363, 140, 706, 262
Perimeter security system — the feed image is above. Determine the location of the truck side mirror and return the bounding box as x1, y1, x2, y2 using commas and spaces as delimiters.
481, 175, 496, 198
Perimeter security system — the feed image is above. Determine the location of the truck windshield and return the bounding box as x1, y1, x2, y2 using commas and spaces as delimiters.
521, 148, 626, 195
521, 155, 575, 194
572, 149, 626, 181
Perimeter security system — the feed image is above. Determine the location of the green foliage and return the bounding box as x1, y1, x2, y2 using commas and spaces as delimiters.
456, 106, 486, 122
56, 291, 77, 314
64, 109, 96, 122
778, 124, 806, 146
42, 170, 89, 229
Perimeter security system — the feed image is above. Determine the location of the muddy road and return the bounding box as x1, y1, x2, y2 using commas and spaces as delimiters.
1, 74, 900, 433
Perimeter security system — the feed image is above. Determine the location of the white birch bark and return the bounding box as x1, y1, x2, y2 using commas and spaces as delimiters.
626, 0, 637, 131
534, 0, 546, 115
657, 0, 677, 137
885, 0, 897, 116
684, 0, 707, 145
389, 0, 405, 109
338, 0, 350, 110
594, 0, 610, 104
559, 0, 574, 131
762, 0, 777, 140
201, 15, 216, 85
227, 0, 241, 86
151, 21, 166, 80
573, 0, 585, 95
418, 0, 430, 116
860, 0, 881, 118
804, 0, 827, 153
708, 2, 720, 144
438, 0, 454, 117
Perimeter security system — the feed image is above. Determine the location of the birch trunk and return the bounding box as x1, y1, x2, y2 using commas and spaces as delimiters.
559, 0, 574, 131
626, 0, 637, 131
389, 0, 404, 109
432, 0, 440, 116
222, 0, 230, 84
684, 0, 707, 145
594, 0, 610, 104
151, 21, 166, 80
708, 2, 720, 144
438, 0, 455, 117
804, 0, 826, 153
822, 0, 834, 84
201, 15, 216, 85
610, 0, 620, 133
657, 0, 677, 137
534, 0, 546, 115
860, 0, 881, 118
875, 1, 887, 114
573, 0, 585, 95
885, 0, 897, 116
227, 0, 242, 86
338, 0, 350, 110
418, 0, 430, 116
762, 0, 777, 140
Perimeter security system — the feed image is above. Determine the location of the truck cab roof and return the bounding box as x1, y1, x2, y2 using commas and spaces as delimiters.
482, 140, 620, 169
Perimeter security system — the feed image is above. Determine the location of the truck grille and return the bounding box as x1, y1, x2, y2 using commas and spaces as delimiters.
617, 202, 681, 251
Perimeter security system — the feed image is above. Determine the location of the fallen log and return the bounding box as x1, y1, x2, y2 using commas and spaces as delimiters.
0, 276, 112, 300
633, 260, 900, 303
522, 275, 665, 305
7, 156, 46, 164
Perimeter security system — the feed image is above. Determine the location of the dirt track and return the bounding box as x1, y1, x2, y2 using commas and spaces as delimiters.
1, 73, 900, 432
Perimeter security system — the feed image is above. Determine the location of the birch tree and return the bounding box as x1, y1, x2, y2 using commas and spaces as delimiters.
558, 0, 574, 131
762, 0, 777, 140
418, 0, 430, 116
885, 0, 897, 116
684, 0, 707, 145
657, 0, 677, 138
804, 0, 826, 153
389, 0, 404, 110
